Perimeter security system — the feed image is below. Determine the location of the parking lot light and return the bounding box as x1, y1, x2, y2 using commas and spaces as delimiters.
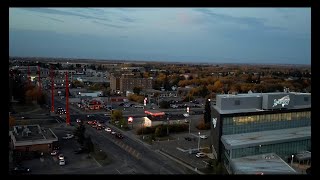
198, 132, 201, 151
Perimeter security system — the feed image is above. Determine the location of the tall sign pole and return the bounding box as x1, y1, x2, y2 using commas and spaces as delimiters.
38, 64, 41, 93
65, 71, 70, 125
51, 65, 55, 113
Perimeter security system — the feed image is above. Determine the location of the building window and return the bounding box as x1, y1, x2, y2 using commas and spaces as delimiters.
235, 100, 240, 105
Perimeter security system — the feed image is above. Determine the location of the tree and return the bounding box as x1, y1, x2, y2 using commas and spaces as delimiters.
84, 136, 94, 154
111, 110, 123, 123
73, 124, 86, 146
204, 99, 211, 124
133, 86, 142, 95
155, 126, 163, 137
199, 86, 209, 98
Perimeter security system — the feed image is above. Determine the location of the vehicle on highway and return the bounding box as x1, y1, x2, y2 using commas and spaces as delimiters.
62, 134, 74, 139
96, 126, 103, 130
59, 159, 66, 166
105, 127, 112, 133
111, 131, 116, 135
200, 135, 208, 139
116, 133, 124, 139
58, 154, 64, 160
196, 152, 206, 158
51, 150, 59, 156
76, 119, 82, 123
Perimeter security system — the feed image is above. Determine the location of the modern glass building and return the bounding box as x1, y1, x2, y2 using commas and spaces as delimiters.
210, 92, 311, 173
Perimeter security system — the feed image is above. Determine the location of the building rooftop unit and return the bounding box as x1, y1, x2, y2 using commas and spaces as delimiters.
221, 126, 310, 149
230, 153, 297, 174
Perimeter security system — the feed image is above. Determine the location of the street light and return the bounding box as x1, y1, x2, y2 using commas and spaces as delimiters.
198, 132, 201, 151
291, 154, 294, 167
167, 117, 169, 135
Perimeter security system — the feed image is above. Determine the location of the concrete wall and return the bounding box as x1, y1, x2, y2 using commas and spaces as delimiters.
294, 93, 311, 106
217, 95, 262, 110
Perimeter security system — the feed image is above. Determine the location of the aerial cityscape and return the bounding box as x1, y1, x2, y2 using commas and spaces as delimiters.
9, 8, 311, 175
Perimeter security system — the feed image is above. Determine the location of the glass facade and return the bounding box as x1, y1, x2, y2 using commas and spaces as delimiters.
227, 139, 311, 159
222, 111, 311, 135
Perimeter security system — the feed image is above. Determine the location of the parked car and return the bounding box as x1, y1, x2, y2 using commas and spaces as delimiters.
50, 150, 59, 156
62, 134, 74, 139
58, 154, 64, 160
189, 149, 200, 154
196, 152, 206, 158
200, 135, 208, 139
59, 159, 65, 166
12, 166, 31, 174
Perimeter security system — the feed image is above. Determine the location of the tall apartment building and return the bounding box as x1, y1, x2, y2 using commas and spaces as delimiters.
210, 92, 311, 173
110, 74, 120, 93
119, 74, 153, 94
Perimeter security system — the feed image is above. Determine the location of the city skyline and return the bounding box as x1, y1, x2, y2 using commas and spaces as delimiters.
9, 8, 311, 65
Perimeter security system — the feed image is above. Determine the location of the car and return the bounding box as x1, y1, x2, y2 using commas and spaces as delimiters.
111, 131, 116, 135
200, 135, 208, 139
58, 154, 64, 160
196, 152, 206, 158
116, 133, 124, 139
51, 150, 59, 156
105, 127, 112, 133
96, 126, 103, 130
189, 149, 200, 154
76, 119, 82, 123
62, 134, 74, 139
53, 146, 60, 150
12, 166, 31, 174
59, 159, 65, 166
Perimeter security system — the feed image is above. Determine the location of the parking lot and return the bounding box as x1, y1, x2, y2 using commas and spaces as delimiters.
18, 124, 101, 174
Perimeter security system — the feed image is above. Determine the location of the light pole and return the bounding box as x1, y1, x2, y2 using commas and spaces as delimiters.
167, 117, 169, 135
291, 154, 294, 167
198, 132, 201, 151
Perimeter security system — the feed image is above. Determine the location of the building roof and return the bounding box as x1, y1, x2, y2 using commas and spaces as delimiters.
221, 126, 310, 149
231, 153, 297, 174
10, 124, 58, 147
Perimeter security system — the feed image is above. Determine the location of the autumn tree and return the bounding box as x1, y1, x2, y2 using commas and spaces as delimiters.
111, 110, 123, 123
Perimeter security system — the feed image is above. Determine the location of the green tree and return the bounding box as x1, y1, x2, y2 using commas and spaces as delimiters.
73, 124, 86, 146
154, 126, 163, 137
84, 136, 94, 154
199, 85, 209, 98
111, 110, 123, 123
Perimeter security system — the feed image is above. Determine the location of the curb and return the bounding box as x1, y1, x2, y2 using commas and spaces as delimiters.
157, 149, 205, 175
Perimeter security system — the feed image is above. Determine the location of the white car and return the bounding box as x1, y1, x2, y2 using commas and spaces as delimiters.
111, 131, 116, 135
50, 150, 59, 156
59, 159, 65, 166
196, 152, 206, 158
200, 135, 208, 139
62, 134, 74, 139
105, 127, 112, 133
58, 154, 64, 160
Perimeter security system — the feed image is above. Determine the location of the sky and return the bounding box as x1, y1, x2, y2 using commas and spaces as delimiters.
9, 8, 311, 65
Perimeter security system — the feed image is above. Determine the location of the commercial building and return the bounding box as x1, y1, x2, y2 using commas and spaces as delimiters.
210, 92, 311, 173
9, 124, 58, 153
110, 73, 153, 94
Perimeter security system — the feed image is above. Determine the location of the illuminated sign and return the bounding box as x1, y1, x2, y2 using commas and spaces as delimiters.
212, 118, 217, 128
128, 116, 133, 124
272, 95, 290, 107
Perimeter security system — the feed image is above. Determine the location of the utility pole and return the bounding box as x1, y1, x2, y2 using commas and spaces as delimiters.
198, 132, 201, 151
65, 71, 70, 125
27, 65, 30, 86
38, 64, 41, 94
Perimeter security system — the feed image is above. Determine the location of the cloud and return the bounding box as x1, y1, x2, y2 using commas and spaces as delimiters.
120, 17, 135, 23
21, 8, 110, 22
38, 15, 65, 23
92, 20, 125, 29
194, 8, 286, 32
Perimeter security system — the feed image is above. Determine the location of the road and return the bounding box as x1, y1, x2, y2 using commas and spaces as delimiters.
85, 123, 192, 174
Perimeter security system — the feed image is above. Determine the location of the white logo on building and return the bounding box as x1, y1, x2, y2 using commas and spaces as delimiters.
273, 95, 290, 107
212, 118, 217, 128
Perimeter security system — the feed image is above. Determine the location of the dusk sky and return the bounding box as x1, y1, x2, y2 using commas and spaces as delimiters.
9, 8, 311, 65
